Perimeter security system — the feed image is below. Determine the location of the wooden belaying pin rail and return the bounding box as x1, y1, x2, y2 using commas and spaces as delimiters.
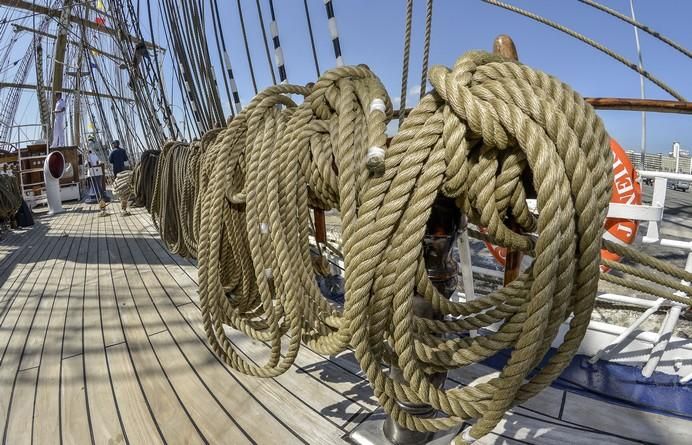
393, 99, 692, 119
313, 208, 327, 244
493, 35, 524, 286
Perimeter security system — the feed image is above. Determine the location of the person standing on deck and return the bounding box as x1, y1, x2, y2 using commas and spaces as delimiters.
108, 140, 129, 176
51, 93, 66, 147
86, 149, 105, 200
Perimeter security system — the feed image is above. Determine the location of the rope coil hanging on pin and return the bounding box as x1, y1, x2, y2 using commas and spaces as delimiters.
136, 51, 692, 443
0, 174, 22, 222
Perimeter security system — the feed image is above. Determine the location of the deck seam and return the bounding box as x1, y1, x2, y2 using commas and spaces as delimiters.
106, 211, 209, 444
128, 213, 379, 419
0, 210, 82, 444
103, 209, 177, 445
122, 209, 314, 445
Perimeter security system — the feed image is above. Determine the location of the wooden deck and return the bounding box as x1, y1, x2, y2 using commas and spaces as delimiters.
0, 202, 688, 445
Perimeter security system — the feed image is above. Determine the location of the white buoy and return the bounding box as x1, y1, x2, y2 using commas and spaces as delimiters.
44, 151, 65, 215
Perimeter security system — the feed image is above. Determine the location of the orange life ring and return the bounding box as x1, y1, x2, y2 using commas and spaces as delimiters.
484, 138, 641, 273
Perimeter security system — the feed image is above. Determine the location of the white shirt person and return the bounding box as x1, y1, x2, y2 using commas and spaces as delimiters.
51, 95, 66, 147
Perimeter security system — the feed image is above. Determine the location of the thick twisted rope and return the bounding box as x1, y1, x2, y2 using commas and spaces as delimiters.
0, 174, 22, 221
418, 0, 433, 99
139, 51, 692, 443
398, 0, 414, 128
131, 149, 160, 211
113, 170, 133, 211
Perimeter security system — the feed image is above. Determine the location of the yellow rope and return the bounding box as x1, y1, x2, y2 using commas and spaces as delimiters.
113, 170, 133, 213
140, 51, 691, 443
0, 174, 22, 222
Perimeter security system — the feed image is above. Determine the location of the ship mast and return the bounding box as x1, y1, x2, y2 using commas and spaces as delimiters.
50, 0, 73, 143
0, 0, 166, 150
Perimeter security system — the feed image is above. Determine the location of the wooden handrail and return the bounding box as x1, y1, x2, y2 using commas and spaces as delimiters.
393, 97, 692, 118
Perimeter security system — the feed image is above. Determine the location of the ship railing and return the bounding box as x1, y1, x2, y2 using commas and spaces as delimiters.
459, 170, 692, 379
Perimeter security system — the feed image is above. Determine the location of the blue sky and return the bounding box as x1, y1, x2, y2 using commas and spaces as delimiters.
2, 1, 690, 153
192, 0, 691, 154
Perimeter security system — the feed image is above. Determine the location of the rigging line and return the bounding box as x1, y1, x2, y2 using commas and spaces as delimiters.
398, 0, 413, 129
110, 1, 166, 145
83, 48, 114, 144
303, 0, 320, 77
161, 0, 209, 131
162, 0, 209, 128
88, 52, 148, 152
236, 0, 258, 94
481, 0, 686, 101
210, 0, 241, 114
156, 0, 199, 134
323, 0, 343, 67
189, 0, 225, 125
177, 0, 222, 129
145, 0, 180, 138
629, 0, 646, 160
210, 0, 242, 113
159, 0, 207, 130
179, 0, 223, 125
209, 0, 235, 117
268, 0, 287, 82
156, 0, 200, 137
419, 0, 433, 100
129, 0, 179, 140
578, 0, 691, 59
255, 0, 277, 84
112, 44, 164, 148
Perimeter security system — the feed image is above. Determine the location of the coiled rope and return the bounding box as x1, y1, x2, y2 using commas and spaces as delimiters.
141, 51, 692, 443
0, 174, 22, 221
113, 170, 133, 213
131, 149, 160, 211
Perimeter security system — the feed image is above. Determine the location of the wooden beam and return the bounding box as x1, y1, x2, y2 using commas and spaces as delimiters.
51, 0, 72, 106
0, 82, 134, 102
493, 34, 523, 286
393, 97, 692, 119
0, 0, 164, 52
584, 97, 692, 114
12, 24, 127, 64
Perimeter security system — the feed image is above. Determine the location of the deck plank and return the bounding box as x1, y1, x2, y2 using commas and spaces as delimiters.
105, 213, 205, 445
561, 391, 689, 444
148, 331, 255, 445
119, 210, 317, 445
2, 202, 689, 445
120, 210, 348, 443
125, 214, 379, 427
0, 211, 78, 441
60, 207, 96, 445
0, 217, 69, 358
81, 212, 126, 444
102, 343, 163, 445
5, 368, 38, 445
33, 209, 88, 445
177, 303, 349, 445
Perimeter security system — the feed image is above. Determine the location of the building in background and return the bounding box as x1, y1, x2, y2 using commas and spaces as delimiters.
626, 143, 690, 173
